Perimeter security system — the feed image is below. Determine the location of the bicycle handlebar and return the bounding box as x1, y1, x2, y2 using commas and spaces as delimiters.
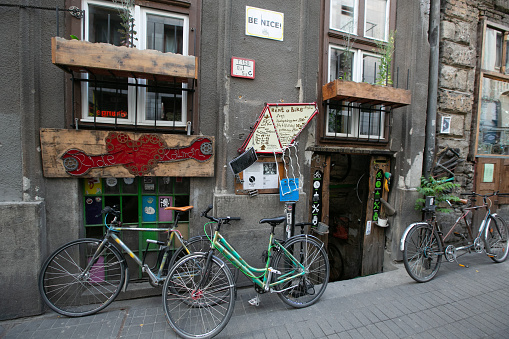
201, 205, 240, 223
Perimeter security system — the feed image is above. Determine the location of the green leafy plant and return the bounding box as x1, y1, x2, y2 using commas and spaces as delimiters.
375, 31, 395, 86
114, 0, 137, 47
414, 176, 460, 213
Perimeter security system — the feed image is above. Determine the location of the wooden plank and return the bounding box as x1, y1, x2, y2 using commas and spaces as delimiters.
361, 156, 390, 276
51, 37, 197, 81
40, 128, 214, 178
322, 79, 412, 108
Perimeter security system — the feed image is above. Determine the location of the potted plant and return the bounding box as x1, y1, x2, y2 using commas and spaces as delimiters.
414, 176, 460, 213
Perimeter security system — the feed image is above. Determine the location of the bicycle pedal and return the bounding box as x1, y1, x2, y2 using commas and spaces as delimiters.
248, 295, 260, 306
268, 267, 281, 275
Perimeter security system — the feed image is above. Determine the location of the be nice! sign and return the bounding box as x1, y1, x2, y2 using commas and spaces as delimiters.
245, 6, 284, 41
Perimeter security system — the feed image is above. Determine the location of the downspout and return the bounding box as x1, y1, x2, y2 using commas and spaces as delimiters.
423, 0, 441, 178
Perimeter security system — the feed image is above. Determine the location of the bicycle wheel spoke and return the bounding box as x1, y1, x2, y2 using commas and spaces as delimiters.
163, 253, 235, 339
273, 237, 329, 308
39, 239, 124, 317
403, 224, 442, 283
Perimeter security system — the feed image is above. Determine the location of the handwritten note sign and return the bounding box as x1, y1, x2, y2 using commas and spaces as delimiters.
231, 57, 255, 79
240, 103, 318, 154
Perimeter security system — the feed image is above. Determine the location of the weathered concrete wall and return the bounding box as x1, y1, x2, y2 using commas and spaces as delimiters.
0, 202, 46, 320
0, 1, 81, 319
389, 0, 433, 261
198, 0, 318, 261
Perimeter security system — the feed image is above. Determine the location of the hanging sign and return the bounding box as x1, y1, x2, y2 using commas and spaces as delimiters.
245, 6, 284, 41
231, 57, 255, 79
40, 129, 215, 178
372, 170, 384, 222
239, 103, 318, 154
311, 170, 323, 226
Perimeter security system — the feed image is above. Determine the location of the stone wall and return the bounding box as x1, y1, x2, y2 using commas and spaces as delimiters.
437, 0, 509, 194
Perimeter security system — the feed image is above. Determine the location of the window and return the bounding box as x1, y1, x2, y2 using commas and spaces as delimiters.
83, 177, 190, 280
81, 1, 189, 127
476, 22, 509, 156
330, 0, 389, 41
364, 0, 389, 41
326, 45, 385, 139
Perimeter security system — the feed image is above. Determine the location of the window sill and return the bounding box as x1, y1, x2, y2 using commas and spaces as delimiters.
322, 79, 411, 108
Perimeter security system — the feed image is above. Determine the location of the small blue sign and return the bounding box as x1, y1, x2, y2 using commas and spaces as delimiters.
280, 178, 299, 202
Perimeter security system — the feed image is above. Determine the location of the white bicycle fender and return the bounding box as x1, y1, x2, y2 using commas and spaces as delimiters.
399, 222, 431, 251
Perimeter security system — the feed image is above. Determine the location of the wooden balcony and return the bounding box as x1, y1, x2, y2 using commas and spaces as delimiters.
322, 79, 411, 108
51, 37, 197, 82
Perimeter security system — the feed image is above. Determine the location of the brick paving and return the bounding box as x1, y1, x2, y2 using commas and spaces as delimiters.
1, 253, 509, 339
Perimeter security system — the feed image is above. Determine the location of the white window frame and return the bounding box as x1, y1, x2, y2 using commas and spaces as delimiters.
330, 0, 359, 35
326, 44, 385, 138
363, 0, 390, 42
80, 0, 189, 127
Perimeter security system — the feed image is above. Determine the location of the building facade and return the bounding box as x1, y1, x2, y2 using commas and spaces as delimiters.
2, 0, 509, 320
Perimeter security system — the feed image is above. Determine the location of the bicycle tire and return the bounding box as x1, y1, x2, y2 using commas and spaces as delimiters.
327, 243, 344, 281
484, 214, 509, 263
170, 235, 240, 283
272, 236, 329, 308
402, 224, 442, 283
163, 253, 235, 339
38, 238, 125, 317
168, 235, 212, 269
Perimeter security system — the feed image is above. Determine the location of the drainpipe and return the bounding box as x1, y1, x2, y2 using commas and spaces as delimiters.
423, 0, 441, 178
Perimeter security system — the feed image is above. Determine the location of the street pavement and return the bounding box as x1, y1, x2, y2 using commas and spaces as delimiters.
1, 252, 509, 339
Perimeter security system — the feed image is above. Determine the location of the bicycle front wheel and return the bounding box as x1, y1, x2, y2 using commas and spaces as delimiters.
485, 215, 509, 263
402, 224, 442, 283
273, 236, 329, 308
163, 253, 235, 339
38, 238, 125, 317
170, 235, 239, 283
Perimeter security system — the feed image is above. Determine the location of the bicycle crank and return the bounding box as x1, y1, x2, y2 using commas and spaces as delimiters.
474, 238, 484, 253
444, 245, 456, 262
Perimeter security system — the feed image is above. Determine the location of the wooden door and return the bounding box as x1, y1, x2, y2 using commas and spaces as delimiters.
361, 156, 390, 276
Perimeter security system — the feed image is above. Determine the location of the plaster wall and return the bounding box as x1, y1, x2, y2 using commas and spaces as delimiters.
198, 0, 319, 265
0, 202, 46, 320
389, 0, 433, 261
0, 1, 81, 319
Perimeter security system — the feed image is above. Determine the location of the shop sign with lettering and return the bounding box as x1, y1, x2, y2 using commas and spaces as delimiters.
245, 6, 284, 41
231, 57, 255, 79
239, 103, 318, 154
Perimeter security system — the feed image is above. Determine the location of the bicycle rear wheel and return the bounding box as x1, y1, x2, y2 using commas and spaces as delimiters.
484, 215, 509, 263
272, 236, 329, 308
402, 224, 442, 283
38, 238, 125, 317
163, 253, 235, 339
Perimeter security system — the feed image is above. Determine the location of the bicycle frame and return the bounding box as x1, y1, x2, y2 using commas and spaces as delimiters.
210, 228, 307, 293
438, 201, 490, 251
84, 214, 190, 288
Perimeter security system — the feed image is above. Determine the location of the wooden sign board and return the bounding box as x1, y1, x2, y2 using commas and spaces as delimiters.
240, 103, 318, 154
40, 128, 214, 178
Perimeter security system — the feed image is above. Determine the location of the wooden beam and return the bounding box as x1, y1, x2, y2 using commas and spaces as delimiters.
52, 37, 197, 81
322, 79, 412, 108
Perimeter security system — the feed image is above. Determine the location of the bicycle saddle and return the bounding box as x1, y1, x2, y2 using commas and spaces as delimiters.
259, 216, 286, 225
164, 205, 194, 212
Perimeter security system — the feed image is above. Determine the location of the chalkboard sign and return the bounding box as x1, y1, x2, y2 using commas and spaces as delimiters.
240, 103, 318, 154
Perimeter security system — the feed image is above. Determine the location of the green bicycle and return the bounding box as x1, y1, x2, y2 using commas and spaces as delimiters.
162, 205, 330, 339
